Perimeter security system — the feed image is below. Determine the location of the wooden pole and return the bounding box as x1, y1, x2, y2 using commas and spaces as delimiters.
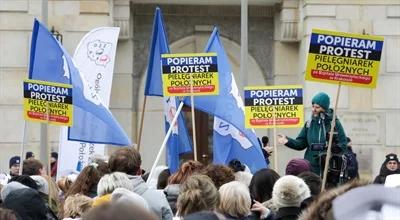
147, 101, 185, 183
273, 106, 278, 172
190, 75, 198, 161
321, 83, 342, 191
19, 121, 27, 175
137, 96, 147, 151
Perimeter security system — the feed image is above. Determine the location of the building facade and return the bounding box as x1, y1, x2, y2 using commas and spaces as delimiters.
0, 0, 399, 177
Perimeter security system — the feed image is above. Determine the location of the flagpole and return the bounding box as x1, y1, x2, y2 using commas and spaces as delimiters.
137, 96, 147, 151
45, 98, 52, 209
39, 0, 49, 178
147, 101, 185, 184
273, 106, 278, 172
190, 74, 198, 161
19, 121, 27, 175
321, 82, 341, 191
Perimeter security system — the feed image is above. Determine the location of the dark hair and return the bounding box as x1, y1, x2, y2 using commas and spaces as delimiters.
228, 159, 245, 172
22, 159, 43, 175
346, 137, 351, 143
298, 171, 322, 197
168, 160, 204, 184
25, 151, 34, 159
261, 136, 269, 146
9, 175, 38, 190
66, 161, 110, 198
201, 164, 235, 189
249, 168, 280, 202
108, 148, 142, 175
0, 207, 18, 220
157, 169, 171, 189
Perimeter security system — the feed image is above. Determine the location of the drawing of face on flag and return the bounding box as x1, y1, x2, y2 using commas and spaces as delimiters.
87, 40, 112, 66
164, 97, 178, 134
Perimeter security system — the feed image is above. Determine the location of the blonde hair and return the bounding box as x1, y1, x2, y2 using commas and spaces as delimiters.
63, 194, 93, 218
218, 181, 251, 218
97, 172, 133, 196
177, 174, 219, 217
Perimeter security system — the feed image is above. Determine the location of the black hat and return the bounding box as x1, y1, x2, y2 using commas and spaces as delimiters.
51, 152, 58, 160
26, 151, 34, 159
384, 153, 399, 164
9, 156, 21, 168
228, 159, 245, 172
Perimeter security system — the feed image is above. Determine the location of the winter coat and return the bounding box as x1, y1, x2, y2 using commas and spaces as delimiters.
273, 207, 302, 220
128, 175, 173, 220
285, 109, 347, 175
164, 184, 180, 215
373, 162, 400, 184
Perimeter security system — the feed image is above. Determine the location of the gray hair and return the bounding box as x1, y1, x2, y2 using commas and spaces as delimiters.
218, 181, 251, 218
97, 172, 133, 196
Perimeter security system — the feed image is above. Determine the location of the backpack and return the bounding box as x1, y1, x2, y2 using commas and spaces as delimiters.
340, 150, 359, 183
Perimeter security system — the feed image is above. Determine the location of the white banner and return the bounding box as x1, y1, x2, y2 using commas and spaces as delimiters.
57, 27, 120, 179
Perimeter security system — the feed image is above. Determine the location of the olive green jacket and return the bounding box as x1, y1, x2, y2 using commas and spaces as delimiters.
285, 109, 347, 175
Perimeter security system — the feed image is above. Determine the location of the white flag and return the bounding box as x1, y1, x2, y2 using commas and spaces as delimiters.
57, 27, 120, 179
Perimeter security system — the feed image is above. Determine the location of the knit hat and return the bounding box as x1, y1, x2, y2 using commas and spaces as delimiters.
285, 158, 312, 176
312, 92, 330, 111
9, 156, 20, 168
384, 153, 399, 164
272, 175, 311, 208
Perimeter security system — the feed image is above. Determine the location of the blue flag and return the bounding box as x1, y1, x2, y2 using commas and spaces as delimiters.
144, 8, 192, 173
183, 27, 266, 173
29, 19, 131, 146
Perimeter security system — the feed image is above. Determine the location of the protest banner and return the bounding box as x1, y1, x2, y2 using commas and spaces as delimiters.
161, 53, 219, 96
58, 27, 120, 179
244, 85, 303, 128
306, 29, 384, 88
23, 79, 73, 126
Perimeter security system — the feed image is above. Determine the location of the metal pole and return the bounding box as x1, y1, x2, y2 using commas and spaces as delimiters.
40, 0, 49, 170
240, 0, 248, 90
147, 101, 185, 183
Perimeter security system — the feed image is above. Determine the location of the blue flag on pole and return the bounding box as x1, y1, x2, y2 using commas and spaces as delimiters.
183, 27, 266, 173
29, 19, 131, 146
144, 8, 192, 173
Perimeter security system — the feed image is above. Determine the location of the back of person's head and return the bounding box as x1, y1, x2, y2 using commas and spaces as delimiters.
218, 181, 251, 218
9, 175, 38, 190
97, 172, 133, 196
0, 208, 18, 220
57, 175, 75, 194
111, 188, 149, 210
298, 179, 369, 220
298, 171, 322, 197
3, 187, 47, 220
157, 168, 171, 189
262, 136, 269, 146
285, 158, 312, 176
22, 158, 43, 175
169, 160, 204, 184
63, 194, 93, 218
66, 164, 105, 198
272, 175, 311, 208
201, 164, 235, 189
249, 168, 280, 202
234, 171, 253, 187
177, 174, 219, 217
183, 211, 226, 220
108, 147, 141, 175
25, 151, 34, 159
228, 159, 246, 172
82, 203, 157, 220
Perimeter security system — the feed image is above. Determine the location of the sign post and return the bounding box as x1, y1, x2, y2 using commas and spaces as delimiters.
161, 53, 219, 161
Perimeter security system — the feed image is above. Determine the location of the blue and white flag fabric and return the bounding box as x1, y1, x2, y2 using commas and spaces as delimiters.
29, 19, 131, 146
183, 27, 266, 173
57, 27, 120, 179
164, 97, 192, 173
144, 8, 192, 173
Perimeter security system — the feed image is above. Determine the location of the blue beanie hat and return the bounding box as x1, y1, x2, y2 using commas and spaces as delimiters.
9, 156, 20, 168
312, 92, 330, 111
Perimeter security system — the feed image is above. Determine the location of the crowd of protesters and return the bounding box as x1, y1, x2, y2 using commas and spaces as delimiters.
0, 146, 398, 220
